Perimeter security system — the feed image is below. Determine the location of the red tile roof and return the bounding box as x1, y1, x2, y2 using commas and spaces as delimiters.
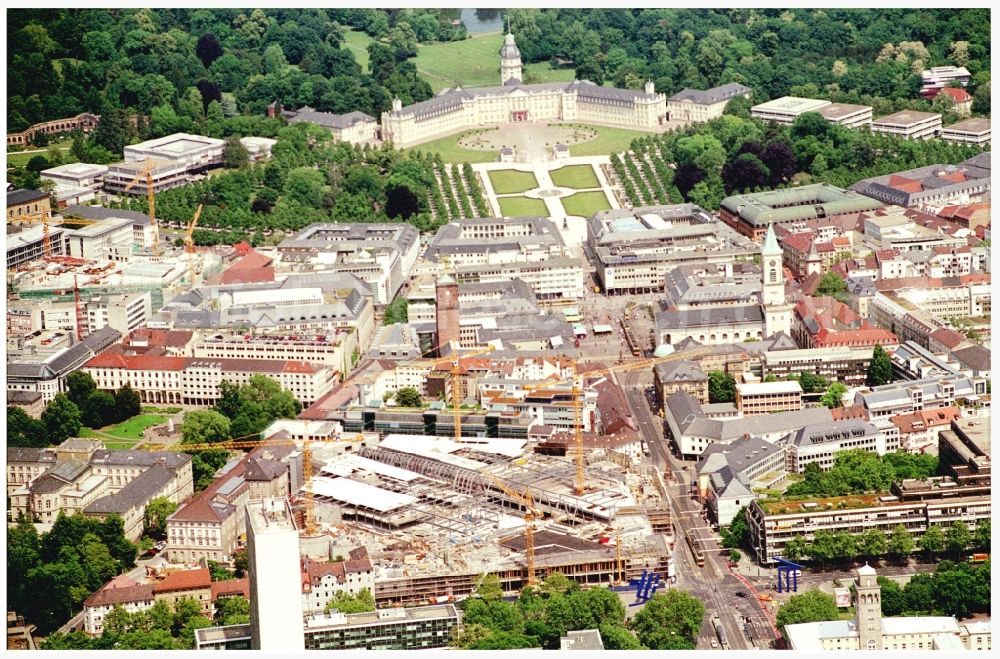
220, 251, 275, 285
929, 328, 968, 350
85, 583, 155, 608
233, 241, 253, 256
890, 407, 960, 434
211, 578, 249, 601
153, 567, 212, 594
85, 352, 188, 371
938, 87, 973, 103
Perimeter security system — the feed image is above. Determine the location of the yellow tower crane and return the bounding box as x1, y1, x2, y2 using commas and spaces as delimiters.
489, 477, 543, 588
420, 345, 495, 440
184, 204, 203, 285
522, 347, 715, 495
122, 158, 161, 255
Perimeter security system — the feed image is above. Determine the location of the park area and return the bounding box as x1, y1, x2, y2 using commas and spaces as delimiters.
488, 169, 539, 194
549, 164, 601, 189
79, 413, 168, 450
498, 196, 549, 217
561, 190, 612, 217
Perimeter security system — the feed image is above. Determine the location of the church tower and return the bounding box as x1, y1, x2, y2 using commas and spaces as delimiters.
855, 564, 883, 651
761, 224, 792, 337
500, 32, 522, 85
804, 239, 823, 277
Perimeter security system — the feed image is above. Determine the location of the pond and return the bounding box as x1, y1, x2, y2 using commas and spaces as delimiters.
439, 8, 504, 34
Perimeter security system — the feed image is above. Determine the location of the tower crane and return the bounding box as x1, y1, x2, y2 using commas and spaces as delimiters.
521, 346, 715, 495
420, 345, 495, 440
184, 204, 203, 285
7, 210, 55, 259
489, 477, 543, 588
146, 431, 365, 537
122, 158, 160, 255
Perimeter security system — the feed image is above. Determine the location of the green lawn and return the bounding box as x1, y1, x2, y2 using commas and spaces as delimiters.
104, 414, 168, 440
561, 190, 612, 217
550, 164, 601, 189
488, 169, 539, 194
553, 124, 657, 157
404, 131, 499, 163
342, 30, 374, 73
6, 139, 75, 168
498, 196, 549, 217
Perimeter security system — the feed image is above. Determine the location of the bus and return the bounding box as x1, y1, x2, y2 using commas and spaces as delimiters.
685, 530, 705, 567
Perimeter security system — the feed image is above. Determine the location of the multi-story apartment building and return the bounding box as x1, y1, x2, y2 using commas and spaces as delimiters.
666, 83, 751, 123
870, 111, 942, 140
152, 568, 214, 618
783, 420, 897, 472
588, 204, 757, 294
301, 548, 375, 613
83, 577, 156, 636
735, 381, 803, 416
747, 492, 990, 564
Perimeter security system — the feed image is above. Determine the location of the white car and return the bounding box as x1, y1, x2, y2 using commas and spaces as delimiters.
711, 640, 718, 648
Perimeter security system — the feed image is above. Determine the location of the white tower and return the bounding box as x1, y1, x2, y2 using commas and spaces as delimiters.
761, 224, 792, 337
247, 498, 305, 650
855, 563, 883, 651
500, 32, 522, 85
804, 239, 823, 277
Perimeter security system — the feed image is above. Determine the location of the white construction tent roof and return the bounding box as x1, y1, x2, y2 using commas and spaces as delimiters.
381, 434, 526, 463
320, 453, 421, 482
309, 476, 416, 512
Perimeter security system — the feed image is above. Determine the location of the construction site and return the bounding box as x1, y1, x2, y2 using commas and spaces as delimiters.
297, 432, 675, 606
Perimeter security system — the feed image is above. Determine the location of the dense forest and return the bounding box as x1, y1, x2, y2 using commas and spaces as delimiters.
8, 8, 990, 131
509, 8, 990, 115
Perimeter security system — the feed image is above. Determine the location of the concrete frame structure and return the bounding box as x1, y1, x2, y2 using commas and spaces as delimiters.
751, 96, 831, 124
939, 118, 991, 147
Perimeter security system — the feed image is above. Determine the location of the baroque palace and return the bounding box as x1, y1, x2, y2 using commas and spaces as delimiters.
380, 32, 669, 148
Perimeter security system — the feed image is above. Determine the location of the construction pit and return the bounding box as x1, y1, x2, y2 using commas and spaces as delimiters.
298, 434, 675, 605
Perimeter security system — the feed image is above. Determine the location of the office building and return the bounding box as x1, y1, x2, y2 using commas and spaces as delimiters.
246, 498, 304, 650
760, 346, 876, 387
870, 111, 942, 140
124, 132, 225, 171
817, 103, 873, 128
751, 96, 831, 124
302, 605, 459, 650
588, 204, 756, 294
939, 118, 991, 146
747, 491, 990, 565
783, 420, 897, 473
735, 380, 803, 416
855, 375, 987, 419
40, 162, 108, 192
695, 437, 787, 526
103, 158, 190, 196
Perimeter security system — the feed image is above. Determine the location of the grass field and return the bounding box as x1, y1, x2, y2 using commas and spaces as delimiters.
549, 164, 601, 189
405, 131, 499, 163
561, 190, 612, 217
498, 196, 549, 217
6, 139, 75, 168
415, 33, 575, 92
488, 169, 539, 194
554, 124, 655, 157
343, 30, 374, 73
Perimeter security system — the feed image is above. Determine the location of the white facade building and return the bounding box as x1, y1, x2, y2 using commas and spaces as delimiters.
247, 498, 305, 651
